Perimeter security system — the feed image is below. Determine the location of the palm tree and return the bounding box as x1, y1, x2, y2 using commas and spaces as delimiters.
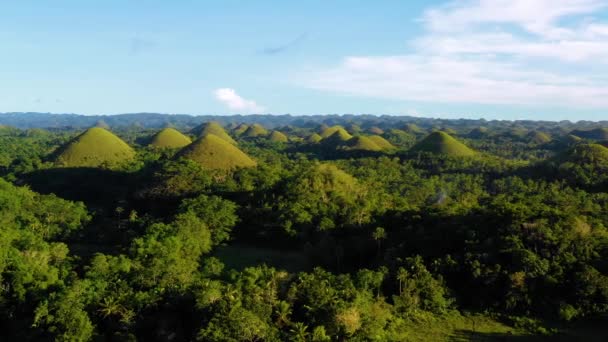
289, 322, 309, 342
372, 227, 386, 255
397, 267, 409, 296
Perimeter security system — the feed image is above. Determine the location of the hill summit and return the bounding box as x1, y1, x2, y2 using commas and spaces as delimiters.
410, 131, 476, 156
54, 127, 135, 167
149, 128, 192, 149
191, 121, 237, 145
177, 133, 256, 170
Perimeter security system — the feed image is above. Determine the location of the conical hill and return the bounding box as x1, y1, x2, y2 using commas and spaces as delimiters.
410, 131, 476, 156
269, 131, 288, 143
243, 123, 269, 137
54, 127, 135, 167
367, 135, 394, 149
192, 121, 236, 145
149, 128, 192, 149
177, 134, 256, 170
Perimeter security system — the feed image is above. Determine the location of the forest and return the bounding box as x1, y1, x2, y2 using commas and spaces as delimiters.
1, 114, 608, 341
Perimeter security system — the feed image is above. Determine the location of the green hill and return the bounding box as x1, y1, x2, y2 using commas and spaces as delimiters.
148, 128, 192, 149
307, 133, 323, 143
571, 128, 608, 140
243, 123, 269, 137
268, 131, 288, 143
528, 131, 552, 144
233, 123, 249, 136
410, 131, 476, 156
368, 126, 384, 135
404, 123, 425, 134
177, 133, 256, 170
341, 136, 382, 151
322, 130, 353, 146
192, 121, 237, 145
320, 126, 353, 140
54, 127, 135, 167
555, 143, 608, 164
367, 135, 395, 149
467, 127, 489, 139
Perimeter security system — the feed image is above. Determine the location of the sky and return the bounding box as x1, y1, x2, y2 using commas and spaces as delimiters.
2, 0, 608, 120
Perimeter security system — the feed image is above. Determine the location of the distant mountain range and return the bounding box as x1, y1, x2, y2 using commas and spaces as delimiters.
0, 112, 607, 131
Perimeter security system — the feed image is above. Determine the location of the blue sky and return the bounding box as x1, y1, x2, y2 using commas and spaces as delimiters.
2, 0, 608, 120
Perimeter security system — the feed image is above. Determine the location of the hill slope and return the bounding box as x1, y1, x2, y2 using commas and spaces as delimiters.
268, 131, 288, 143
177, 133, 256, 170
410, 131, 476, 156
192, 121, 237, 145
54, 127, 135, 167
149, 128, 192, 149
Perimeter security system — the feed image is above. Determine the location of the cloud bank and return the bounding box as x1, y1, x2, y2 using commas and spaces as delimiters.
213, 88, 265, 113
306, 0, 608, 108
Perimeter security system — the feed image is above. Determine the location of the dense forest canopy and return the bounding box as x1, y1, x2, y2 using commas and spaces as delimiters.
1, 114, 608, 341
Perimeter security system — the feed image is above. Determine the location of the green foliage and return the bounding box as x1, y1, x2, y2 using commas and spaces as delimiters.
243, 123, 269, 137
178, 194, 238, 244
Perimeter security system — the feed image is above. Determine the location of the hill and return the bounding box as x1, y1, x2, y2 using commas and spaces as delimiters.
367, 135, 395, 149
148, 128, 192, 149
268, 131, 288, 143
54, 127, 135, 167
192, 121, 237, 145
571, 128, 608, 140
177, 133, 256, 170
307, 133, 323, 143
554, 143, 608, 164
243, 123, 269, 137
467, 127, 489, 139
233, 123, 249, 136
322, 130, 353, 146
409, 131, 476, 156
527, 131, 552, 144
341, 136, 382, 151
320, 126, 353, 140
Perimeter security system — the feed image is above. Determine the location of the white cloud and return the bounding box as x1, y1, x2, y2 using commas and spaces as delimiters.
303, 0, 608, 109
213, 88, 265, 113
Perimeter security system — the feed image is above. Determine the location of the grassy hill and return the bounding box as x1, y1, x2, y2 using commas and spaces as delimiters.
149, 127, 192, 149
54, 127, 135, 167
368, 135, 395, 149
322, 129, 353, 146
341, 136, 382, 151
410, 131, 476, 156
192, 121, 237, 145
571, 128, 608, 140
307, 133, 323, 143
320, 125, 353, 140
528, 131, 552, 144
233, 123, 249, 136
555, 143, 608, 164
177, 133, 256, 170
243, 123, 269, 137
268, 130, 288, 143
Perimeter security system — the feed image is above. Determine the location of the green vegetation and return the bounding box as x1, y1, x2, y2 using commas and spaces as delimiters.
148, 127, 192, 149
233, 123, 249, 136
571, 127, 608, 140
410, 131, 476, 156
307, 133, 323, 143
341, 136, 382, 151
2, 115, 608, 341
243, 123, 269, 137
53, 127, 135, 168
367, 135, 395, 149
177, 133, 256, 170
320, 125, 353, 140
192, 121, 237, 144
268, 130, 288, 143
528, 130, 552, 144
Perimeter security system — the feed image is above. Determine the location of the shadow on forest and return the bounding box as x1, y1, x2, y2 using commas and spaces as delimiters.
21, 167, 134, 208
450, 330, 540, 341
